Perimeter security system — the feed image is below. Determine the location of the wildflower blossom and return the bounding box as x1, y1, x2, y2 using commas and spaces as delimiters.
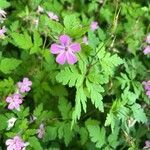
142, 81, 150, 97
0, 26, 7, 38
0, 9, 6, 22
5, 136, 25, 150
50, 35, 81, 64
37, 124, 45, 139
37, 6, 44, 13
82, 36, 89, 45
17, 78, 32, 93
6, 94, 23, 111
143, 140, 150, 149
90, 21, 99, 31
47, 11, 59, 21
146, 34, 150, 44
143, 46, 150, 55
7, 117, 17, 130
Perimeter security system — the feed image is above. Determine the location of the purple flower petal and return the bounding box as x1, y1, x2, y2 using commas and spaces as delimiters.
143, 46, 150, 55
59, 35, 71, 46
6, 139, 13, 145
66, 51, 77, 64
69, 43, 81, 52
56, 52, 67, 64
50, 44, 64, 54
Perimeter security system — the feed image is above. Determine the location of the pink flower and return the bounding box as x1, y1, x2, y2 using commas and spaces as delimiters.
47, 11, 59, 21
143, 140, 150, 149
90, 21, 99, 31
37, 124, 45, 139
17, 78, 32, 93
6, 94, 23, 111
82, 36, 89, 45
50, 35, 81, 65
146, 34, 150, 44
0, 26, 7, 38
142, 81, 150, 97
5, 136, 25, 150
143, 46, 150, 55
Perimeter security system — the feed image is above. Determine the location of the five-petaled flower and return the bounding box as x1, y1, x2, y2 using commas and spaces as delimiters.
6, 94, 23, 111
90, 21, 99, 31
17, 78, 32, 93
0, 26, 7, 38
5, 136, 26, 150
37, 124, 45, 139
50, 35, 81, 65
47, 11, 59, 21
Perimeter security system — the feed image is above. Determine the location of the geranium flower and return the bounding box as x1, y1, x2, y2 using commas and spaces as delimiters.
0, 26, 7, 38
37, 6, 44, 13
143, 140, 150, 149
143, 46, 150, 55
37, 124, 45, 139
82, 36, 89, 45
47, 11, 59, 21
5, 136, 25, 150
6, 94, 23, 111
17, 78, 32, 93
50, 35, 81, 65
90, 21, 99, 31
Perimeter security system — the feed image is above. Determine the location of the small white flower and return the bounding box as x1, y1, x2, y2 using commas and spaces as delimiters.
0, 9, 6, 23
47, 11, 59, 21
37, 6, 44, 13
7, 117, 17, 130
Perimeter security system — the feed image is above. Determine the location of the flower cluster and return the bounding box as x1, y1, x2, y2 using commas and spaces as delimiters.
143, 34, 150, 54
142, 81, 150, 97
6, 78, 32, 111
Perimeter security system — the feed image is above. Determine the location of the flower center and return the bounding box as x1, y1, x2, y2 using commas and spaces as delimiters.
65, 47, 68, 51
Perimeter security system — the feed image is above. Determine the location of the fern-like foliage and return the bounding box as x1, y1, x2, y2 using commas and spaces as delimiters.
56, 66, 84, 87
85, 119, 106, 149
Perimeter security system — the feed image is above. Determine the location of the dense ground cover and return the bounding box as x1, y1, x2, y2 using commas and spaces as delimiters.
0, 0, 150, 149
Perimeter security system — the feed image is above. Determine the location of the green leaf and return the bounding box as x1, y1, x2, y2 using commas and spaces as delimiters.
131, 103, 147, 123
0, 58, 22, 74
11, 32, 33, 50
0, 115, 7, 131
30, 31, 42, 54
58, 97, 72, 120
28, 137, 42, 150
44, 126, 58, 142
86, 80, 104, 112
86, 119, 106, 148
97, 43, 123, 77
33, 104, 43, 118
72, 86, 87, 125
56, 66, 84, 87
105, 113, 115, 132
0, 0, 10, 9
